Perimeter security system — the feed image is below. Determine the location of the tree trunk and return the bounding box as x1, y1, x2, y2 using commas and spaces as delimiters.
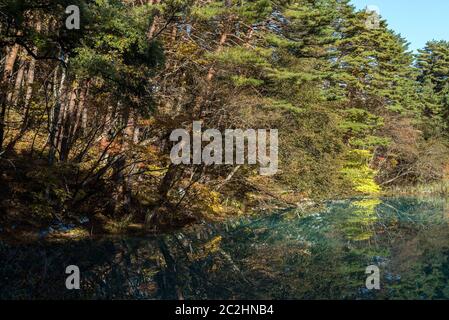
9, 52, 25, 106
24, 21, 41, 109
48, 62, 67, 165
147, 0, 161, 39
5, 21, 41, 153
0, 44, 20, 151
60, 83, 78, 161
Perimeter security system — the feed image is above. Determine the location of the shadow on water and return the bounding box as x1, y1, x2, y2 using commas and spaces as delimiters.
1, 197, 449, 300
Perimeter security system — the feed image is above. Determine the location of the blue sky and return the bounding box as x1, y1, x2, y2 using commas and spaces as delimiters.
351, 0, 449, 51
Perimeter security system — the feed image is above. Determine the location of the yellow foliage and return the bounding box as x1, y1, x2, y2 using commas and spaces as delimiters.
144, 164, 166, 177
191, 236, 222, 260
342, 199, 381, 241
48, 228, 90, 241
342, 149, 381, 195
173, 41, 207, 64
191, 184, 225, 217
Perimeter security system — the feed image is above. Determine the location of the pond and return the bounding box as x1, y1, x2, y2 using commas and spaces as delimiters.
1, 197, 449, 300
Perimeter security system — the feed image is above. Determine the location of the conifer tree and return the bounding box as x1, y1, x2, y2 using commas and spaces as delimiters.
416, 41, 449, 134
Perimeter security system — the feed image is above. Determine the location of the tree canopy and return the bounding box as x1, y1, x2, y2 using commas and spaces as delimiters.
1, 0, 449, 232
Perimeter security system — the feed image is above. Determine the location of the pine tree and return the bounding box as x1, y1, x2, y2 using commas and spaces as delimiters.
416, 41, 449, 134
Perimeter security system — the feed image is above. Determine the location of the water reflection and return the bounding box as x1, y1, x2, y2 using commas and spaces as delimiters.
1, 197, 449, 299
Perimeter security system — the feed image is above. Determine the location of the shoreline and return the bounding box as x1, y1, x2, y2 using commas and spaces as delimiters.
1, 192, 445, 245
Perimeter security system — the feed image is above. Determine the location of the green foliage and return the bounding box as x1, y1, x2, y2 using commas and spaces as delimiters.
207, 46, 272, 67
416, 41, 449, 134
2, 0, 449, 233
230, 75, 264, 87
191, 2, 226, 20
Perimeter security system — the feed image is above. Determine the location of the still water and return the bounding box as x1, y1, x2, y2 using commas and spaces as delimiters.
1, 197, 449, 299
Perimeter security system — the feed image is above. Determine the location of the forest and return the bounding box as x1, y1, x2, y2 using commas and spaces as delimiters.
1, 0, 449, 238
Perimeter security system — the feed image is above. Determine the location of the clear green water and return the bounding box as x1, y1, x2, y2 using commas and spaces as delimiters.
1, 197, 449, 299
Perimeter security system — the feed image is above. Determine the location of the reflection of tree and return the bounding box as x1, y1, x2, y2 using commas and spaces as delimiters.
2, 197, 449, 299
390, 225, 449, 299
341, 199, 380, 242
334, 199, 395, 298
0, 239, 162, 299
